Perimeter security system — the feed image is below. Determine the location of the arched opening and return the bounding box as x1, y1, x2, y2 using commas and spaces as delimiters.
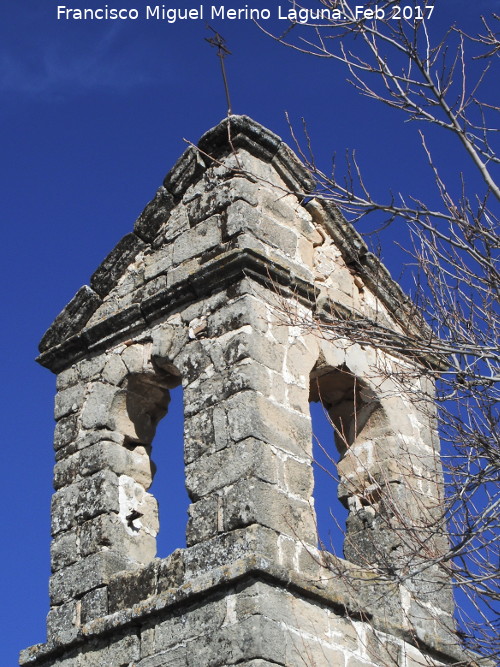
310, 399, 346, 555
113, 359, 188, 562
149, 384, 190, 556
309, 366, 384, 562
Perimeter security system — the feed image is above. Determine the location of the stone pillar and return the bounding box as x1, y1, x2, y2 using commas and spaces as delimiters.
47, 343, 180, 641
173, 293, 318, 549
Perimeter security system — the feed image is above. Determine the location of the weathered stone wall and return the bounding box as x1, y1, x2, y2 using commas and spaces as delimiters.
22, 116, 462, 667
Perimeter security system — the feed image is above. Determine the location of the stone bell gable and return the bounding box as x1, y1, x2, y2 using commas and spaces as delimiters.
22, 116, 462, 666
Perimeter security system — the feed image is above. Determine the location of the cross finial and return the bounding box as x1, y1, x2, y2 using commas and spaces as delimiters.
206, 25, 233, 116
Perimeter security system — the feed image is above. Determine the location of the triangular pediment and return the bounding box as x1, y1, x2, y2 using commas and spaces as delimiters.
38, 115, 419, 373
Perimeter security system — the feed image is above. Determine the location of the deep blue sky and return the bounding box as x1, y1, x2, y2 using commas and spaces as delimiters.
2, 1, 496, 663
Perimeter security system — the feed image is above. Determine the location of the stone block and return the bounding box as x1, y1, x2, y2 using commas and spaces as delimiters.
54, 442, 153, 491
144, 246, 173, 281
154, 598, 226, 651
134, 185, 175, 243
165, 256, 200, 289
51, 530, 79, 572
51, 470, 120, 535
297, 542, 324, 579
68, 428, 125, 461
405, 568, 455, 615
285, 382, 308, 413
80, 382, 120, 430
207, 295, 269, 338
184, 176, 259, 226
53, 456, 77, 490
80, 469, 122, 520
225, 200, 298, 259
185, 438, 279, 500
138, 647, 188, 666
97, 380, 168, 445
268, 369, 287, 404
139, 622, 155, 659
226, 392, 312, 458
183, 525, 277, 578
160, 205, 190, 245
183, 360, 272, 416
222, 330, 285, 373
185, 614, 287, 667
164, 145, 205, 198
51, 483, 81, 535
223, 199, 262, 240
297, 235, 314, 269
229, 230, 268, 258
255, 187, 302, 226
285, 339, 317, 387
233, 581, 331, 641
107, 632, 141, 664
54, 384, 85, 421
226, 360, 272, 397
156, 548, 185, 592
253, 213, 299, 260
89, 442, 153, 487
39, 285, 101, 353
151, 322, 188, 374
345, 657, 373, 667
101, 353, 129, 385
223, 477, 317, 544
364, 630, 402, 666
212, 404, 230, 454
283, 456, 314, 498
90, 232, 145, 298
49, 551, 134, 604
53, 415, 79, 451
184, 409, 216, 463
80, 586, 108, 624
403, 643, 445, 667
78, 354, 107, 381
119, 476, 160, 536
79, 514, 120, 556
56, 366, 80, 391
291, 641, 346, 667
79, 631, 141, 667
172, 215, 221, 266
108, 563, 156, 613
46, 600, 80, 646
79, 513, 156, 564
120, 343, 147, 374
186, 494, 219, 546
268, 319, 289, 345
176, 340, 212, 386
137, 274, 169, 304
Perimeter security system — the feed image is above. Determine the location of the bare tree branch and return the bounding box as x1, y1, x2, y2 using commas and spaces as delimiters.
262, 1, 500, 659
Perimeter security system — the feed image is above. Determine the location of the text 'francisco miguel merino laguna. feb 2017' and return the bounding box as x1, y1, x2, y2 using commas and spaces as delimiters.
56, 4, 435, 23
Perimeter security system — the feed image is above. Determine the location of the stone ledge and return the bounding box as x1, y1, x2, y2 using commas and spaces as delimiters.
20, 542, 476, 666
39, 286, 102, 354
36, 248, 318, 373
36, 232, 442, 374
